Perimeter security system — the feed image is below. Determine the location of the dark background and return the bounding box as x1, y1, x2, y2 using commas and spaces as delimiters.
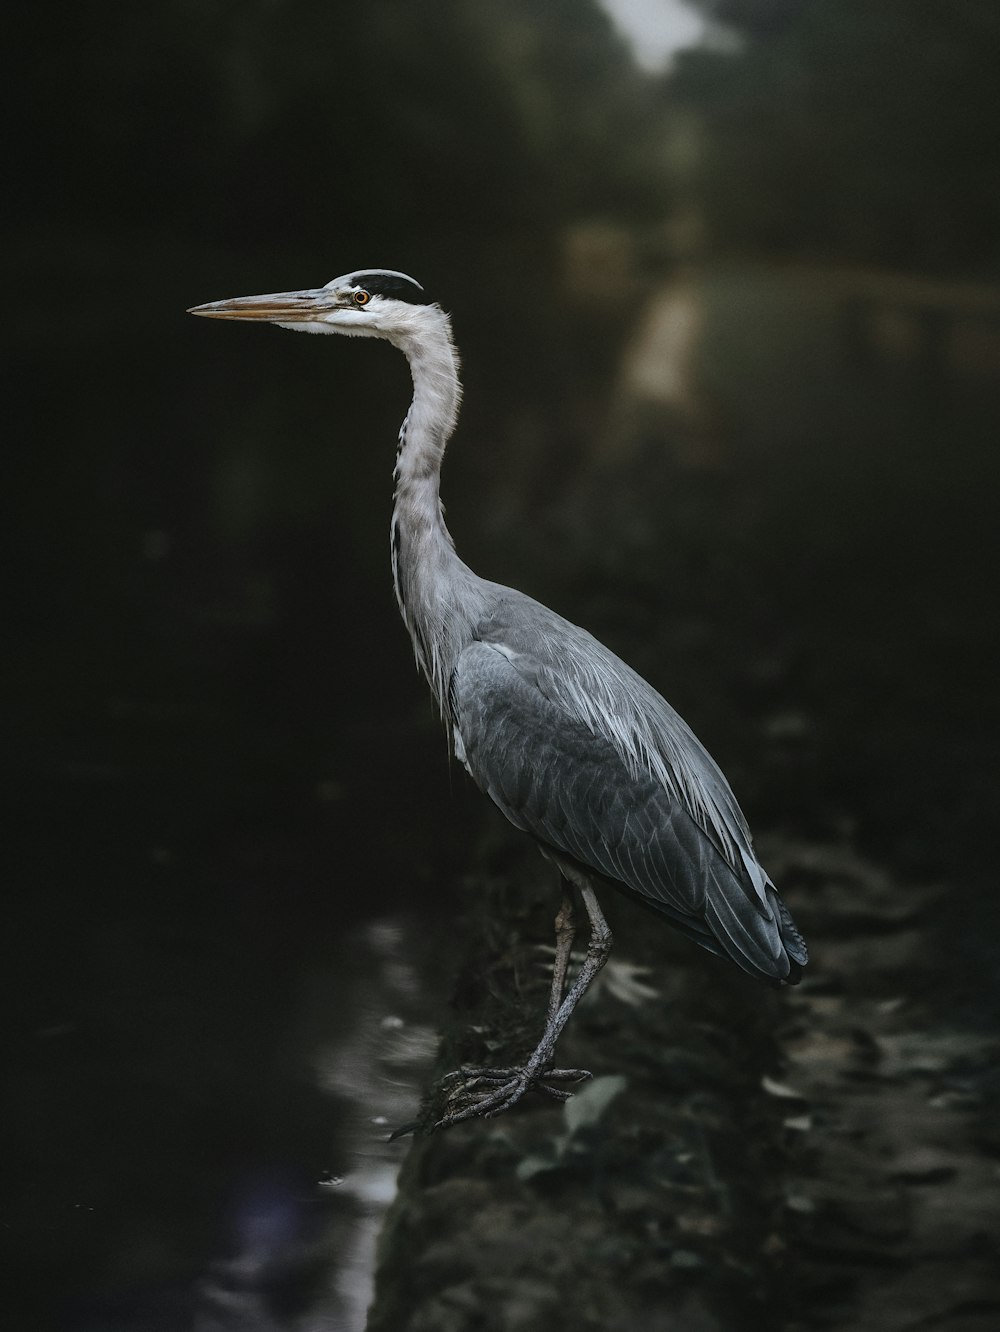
5, 2, 1000, 1328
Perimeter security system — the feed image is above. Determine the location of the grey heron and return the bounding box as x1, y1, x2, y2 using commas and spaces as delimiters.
189, 269, 808, 1129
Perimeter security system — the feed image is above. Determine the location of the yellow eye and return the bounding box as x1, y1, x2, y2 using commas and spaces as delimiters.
353, 290, 371, 306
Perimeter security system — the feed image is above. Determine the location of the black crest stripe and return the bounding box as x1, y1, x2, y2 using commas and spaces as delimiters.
351, 271, 429, 305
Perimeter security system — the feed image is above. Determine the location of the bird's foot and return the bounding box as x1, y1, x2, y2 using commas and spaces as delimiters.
434, 1064, 591, 1129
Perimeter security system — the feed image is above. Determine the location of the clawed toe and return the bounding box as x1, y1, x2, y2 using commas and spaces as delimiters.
441, 1065, 589, 1087
433, 1063, 592, 1129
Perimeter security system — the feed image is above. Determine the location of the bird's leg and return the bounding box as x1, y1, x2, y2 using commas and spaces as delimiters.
518, 881, 610, 1084
547, 881, 577, 1025
436, 880, 612, 1128
438, 882, 581, 1107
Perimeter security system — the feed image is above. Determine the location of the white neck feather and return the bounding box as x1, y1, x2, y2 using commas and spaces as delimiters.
389, 307, 488, 714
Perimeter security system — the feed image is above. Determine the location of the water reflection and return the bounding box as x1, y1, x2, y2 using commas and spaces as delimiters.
195, 916, 441, 1332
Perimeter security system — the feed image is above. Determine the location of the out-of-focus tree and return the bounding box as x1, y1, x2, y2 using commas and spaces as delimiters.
672, 0, 1000, 270
7, 0, 676, 740
11, 0, 666, 255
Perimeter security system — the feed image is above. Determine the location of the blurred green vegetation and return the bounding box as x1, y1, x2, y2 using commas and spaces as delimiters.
8, 0, 666, 821
11, 0, 665, 250
674, 0, 1000, 269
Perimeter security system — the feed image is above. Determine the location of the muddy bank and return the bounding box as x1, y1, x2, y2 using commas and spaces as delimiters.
366, 836, 998, 1331
768, 839, 1000, 1332
368, 845, 796, 1332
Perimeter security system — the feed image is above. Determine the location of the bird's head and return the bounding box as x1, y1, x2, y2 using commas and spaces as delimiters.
188, 269, 436, 345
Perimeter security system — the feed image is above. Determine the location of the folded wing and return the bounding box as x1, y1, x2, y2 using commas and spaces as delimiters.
449, 611, 806, 984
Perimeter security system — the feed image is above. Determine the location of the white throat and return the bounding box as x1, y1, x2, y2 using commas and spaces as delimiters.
388, 307, 487, 713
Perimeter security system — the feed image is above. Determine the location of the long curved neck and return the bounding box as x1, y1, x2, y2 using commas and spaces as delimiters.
389, 308, 487, 713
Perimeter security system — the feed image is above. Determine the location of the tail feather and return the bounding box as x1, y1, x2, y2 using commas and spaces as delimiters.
771, 888, 808, 968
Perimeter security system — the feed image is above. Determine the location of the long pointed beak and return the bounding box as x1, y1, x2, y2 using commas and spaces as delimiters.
187, 289, 342, 321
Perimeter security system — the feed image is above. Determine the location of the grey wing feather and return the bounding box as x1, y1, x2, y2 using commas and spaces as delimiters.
449, 595, 807, 982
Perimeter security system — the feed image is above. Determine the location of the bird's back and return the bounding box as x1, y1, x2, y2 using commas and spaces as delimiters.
448, 586, 807, 984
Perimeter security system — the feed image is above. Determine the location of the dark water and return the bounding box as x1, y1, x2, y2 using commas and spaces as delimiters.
7, 741, 459, 1328
4, 306, 479, 1329
7, 742, 460, 1331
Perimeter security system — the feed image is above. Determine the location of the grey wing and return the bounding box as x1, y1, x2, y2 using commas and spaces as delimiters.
449, 637, 804, 984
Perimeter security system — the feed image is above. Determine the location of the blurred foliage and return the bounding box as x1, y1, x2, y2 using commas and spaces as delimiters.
675, 0, 1000, 270
11, 0, 666, 254
7, 0, 668, 765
